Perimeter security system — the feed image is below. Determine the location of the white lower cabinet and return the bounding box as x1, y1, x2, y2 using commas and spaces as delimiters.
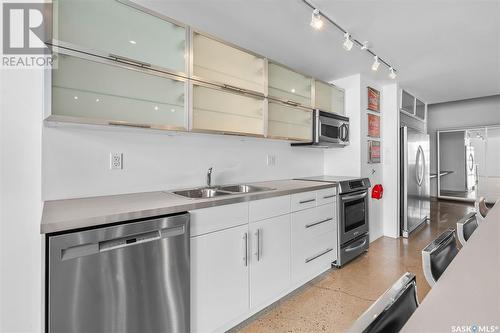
191, 224, 249, 333
249, 215, 291, 308
190, 188, 337, 332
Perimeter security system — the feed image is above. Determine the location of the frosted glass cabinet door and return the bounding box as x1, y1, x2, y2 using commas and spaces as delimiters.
314, 81, 345, 115
52, 53, 186, 129
53, 0, 186, 73
268, 102, 312, 141
193, 33, 266, 94
415, 98, 426, 120
192, 85, 265, 136
268, 63, 312, 106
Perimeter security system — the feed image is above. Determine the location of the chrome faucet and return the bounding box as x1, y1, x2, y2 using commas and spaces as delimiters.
207, 167, 213, 188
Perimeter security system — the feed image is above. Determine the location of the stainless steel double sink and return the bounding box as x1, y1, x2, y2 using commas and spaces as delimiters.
172, 184, 274, 199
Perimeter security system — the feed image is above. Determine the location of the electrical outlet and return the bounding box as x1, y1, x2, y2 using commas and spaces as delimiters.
110, 152, 123, 170
266, 154, 277, 167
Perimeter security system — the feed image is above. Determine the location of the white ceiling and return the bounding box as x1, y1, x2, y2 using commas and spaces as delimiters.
137, 0, 500, 104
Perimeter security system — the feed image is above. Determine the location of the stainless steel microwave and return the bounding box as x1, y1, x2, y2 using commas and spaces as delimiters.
292, 110, 350, 148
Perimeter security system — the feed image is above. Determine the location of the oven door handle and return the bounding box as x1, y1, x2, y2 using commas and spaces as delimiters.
341, 192, 367, 201
345, 238, 368, 252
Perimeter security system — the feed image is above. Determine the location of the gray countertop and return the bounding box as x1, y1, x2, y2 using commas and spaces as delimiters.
41, 179, 336, 234
402, 199, 500, 332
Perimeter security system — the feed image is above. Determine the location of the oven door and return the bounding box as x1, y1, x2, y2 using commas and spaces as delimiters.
318, 116, 349, 145
339, 190, 369, 244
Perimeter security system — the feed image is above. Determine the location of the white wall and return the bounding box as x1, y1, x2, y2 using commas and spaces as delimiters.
43, 126, 324, 200
0, 61, 44, 333
323, 74, 362, 177
381, 84, 400, 238
323, 74, 398, 242
428, 95, 500, 196
359, 76, 384, 242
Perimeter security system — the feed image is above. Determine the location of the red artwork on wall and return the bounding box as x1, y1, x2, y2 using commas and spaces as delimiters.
368, 114, 380, 138
368, 87, 380, 112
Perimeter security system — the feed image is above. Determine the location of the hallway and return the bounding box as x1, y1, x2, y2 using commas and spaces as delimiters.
236, 199, 474, 332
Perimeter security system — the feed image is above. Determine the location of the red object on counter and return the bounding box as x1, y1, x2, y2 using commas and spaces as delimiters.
372, 184, 383, 200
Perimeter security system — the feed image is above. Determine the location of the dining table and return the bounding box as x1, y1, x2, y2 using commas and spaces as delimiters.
402, 200, 500, 332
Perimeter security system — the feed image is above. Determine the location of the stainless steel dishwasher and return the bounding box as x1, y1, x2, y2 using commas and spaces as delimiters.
47, 213, 190, 333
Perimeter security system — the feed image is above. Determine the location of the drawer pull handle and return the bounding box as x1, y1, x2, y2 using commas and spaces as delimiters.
299, 198, 316, 204
305, 248, 333, 263
305, 218, 333, 229
323, 194, 335, 199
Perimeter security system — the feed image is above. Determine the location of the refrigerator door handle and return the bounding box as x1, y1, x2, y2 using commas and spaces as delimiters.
416, 145, 424, 186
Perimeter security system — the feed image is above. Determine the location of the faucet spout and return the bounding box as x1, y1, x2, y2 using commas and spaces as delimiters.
207, 167, 213, 188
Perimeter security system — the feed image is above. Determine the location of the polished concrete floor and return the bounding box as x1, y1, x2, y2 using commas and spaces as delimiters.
235, 199, 474, 333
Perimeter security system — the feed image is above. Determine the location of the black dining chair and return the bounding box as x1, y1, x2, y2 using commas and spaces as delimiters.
422, 228, 459, 287
347, 272, 419, 333
475, 197, 489, 224
456, 212, 479, 246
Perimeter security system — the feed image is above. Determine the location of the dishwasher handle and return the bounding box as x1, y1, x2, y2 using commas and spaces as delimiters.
61, 225, 186, 261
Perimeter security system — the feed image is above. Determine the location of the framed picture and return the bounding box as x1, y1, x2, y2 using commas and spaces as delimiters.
368, 140, 381, 163
368, 114, 380, 138
368, 87, 380, 112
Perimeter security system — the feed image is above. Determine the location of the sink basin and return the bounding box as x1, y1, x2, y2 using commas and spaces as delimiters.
217, 184, 274, 193
172, 188, 230, 199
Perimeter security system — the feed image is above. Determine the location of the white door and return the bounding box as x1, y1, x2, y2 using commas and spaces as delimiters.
249, 215, 291, 308
191, 224, 249, 333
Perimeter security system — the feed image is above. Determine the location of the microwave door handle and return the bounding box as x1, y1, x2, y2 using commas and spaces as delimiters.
341, 124, 349, 142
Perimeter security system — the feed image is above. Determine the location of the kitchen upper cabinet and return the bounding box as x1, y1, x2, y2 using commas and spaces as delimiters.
51, 52, 187, 129
268, 62, 312, 107
415, 98, 426, 120
192, 32, 266, 95
314, 80, 345, 115
192, 84, 265, 136
53, 0, 187, 74
401, 90, 415, 114
249, 215, 291, 308
267, 101, 312, 141
191, 224, 249, 333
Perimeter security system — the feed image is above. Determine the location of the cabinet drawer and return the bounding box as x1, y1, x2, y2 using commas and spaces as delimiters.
292, 231, 335, 284
190, 202, 248, 237
316, 187, 337, 206
292, 204, 335, 242
249, 195, 290, 222
290, 191, 317, 212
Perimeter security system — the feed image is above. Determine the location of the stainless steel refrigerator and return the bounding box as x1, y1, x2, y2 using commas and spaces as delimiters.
400, 126, 430, 237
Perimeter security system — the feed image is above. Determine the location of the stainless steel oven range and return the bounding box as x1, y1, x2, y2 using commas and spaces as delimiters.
295, 176, 371, 267
337, 178, 371, 267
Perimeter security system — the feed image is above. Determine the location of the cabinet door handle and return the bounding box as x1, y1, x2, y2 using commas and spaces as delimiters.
254, 229, 261, 261
109, 53, 152, 68
243, 233, 248, 267
305, 248, 333, 263
323, 194, 335, 199
305, 218, 333, 229
299, 198, 316, 204
223, 84, 244, 93
285, 100, 300, 107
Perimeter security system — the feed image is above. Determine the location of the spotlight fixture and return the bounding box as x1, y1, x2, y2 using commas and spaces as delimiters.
343, 33, 353, 51
310, 8, 323, 30
371, 56, 380, 71
389, 67, 397, 79
361, 41, 370, 50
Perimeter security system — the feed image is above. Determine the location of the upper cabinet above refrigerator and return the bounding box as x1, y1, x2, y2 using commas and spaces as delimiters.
314, 80, 345, 115
52, 0, 188, 75
401, 90, 415, 115
268, 62, 312, 107
192, 32, 266, 96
